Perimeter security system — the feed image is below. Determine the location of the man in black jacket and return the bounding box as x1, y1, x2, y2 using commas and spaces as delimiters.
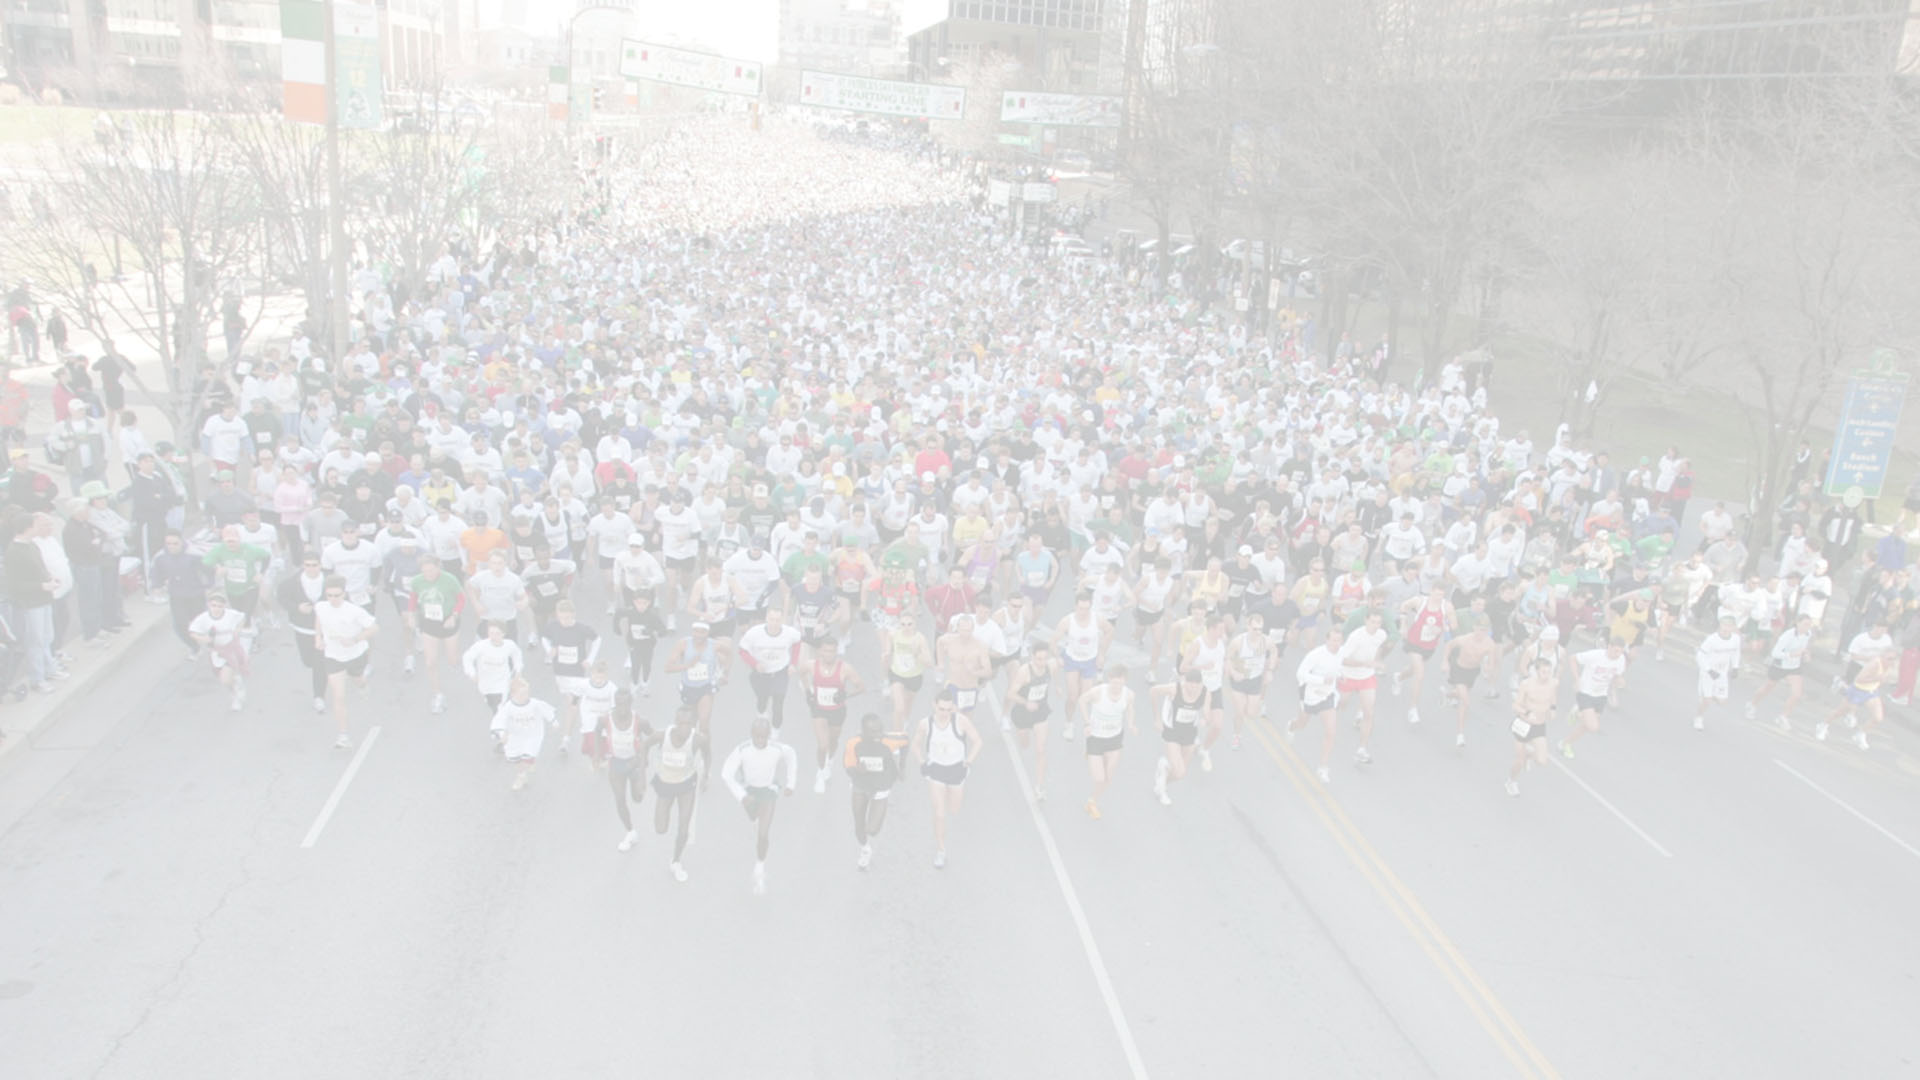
148, 531, 208, 653
127, 450, 180, 589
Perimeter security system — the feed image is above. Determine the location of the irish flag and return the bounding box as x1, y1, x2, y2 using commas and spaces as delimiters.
281, 0, 326, 125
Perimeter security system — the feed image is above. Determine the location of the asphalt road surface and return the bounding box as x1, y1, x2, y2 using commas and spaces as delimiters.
2, 582, 1918, 1080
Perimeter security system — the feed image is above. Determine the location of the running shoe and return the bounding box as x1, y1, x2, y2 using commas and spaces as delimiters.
1844, 712, 1859, 730
431, 693, 446, 714
1198, 748, 1213, 772
1744, 703, 1757, 720
1407, 707, 1421, 726
1230, 734, 1241, 751
1776, 716, 1791, 733
334, 734, 352, 750
1455, 733, 1466, 748
814, 766, 829, 795
1815, 721, 1829, 741
1504, 780, 1520, 797
1033, 785, 1046, 803
403, 654, 415, 675
618, 830, 637, 852
1692, 716, 1704, 731
312, 696, 326, 713
1316, 765, 1331, 784
1062, 722, 1076, 741
933, 849, 947, 870
1560, 741, 1574, 759
752, 863, 767, 895
1853, 732, 1871, 751
1354, 746, 1372, 765
1389, 671, 1403, 697
510, 772, 527, 790
670, 861, 688, 883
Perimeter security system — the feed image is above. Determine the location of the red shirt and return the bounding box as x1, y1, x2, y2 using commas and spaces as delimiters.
914, 448, 950, 478
925, 583, 975, 633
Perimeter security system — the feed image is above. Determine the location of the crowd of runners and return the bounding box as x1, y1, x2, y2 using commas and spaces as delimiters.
90, 116, 1912, 891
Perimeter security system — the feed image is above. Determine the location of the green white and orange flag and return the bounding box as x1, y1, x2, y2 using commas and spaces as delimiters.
281, 0, 326, 125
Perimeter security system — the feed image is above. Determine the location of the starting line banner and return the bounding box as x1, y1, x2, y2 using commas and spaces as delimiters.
620, 40, 762, 97
1000, 90, 1121, 127
800, 70, 965, 120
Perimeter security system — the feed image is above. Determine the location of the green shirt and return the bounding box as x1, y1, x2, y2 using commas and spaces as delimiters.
409, 572, 463, 624
204, 543, 270, 594
782, 550, 829, 584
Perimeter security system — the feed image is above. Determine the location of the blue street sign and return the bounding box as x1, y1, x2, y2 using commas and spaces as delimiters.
1824, 373, 1909, 498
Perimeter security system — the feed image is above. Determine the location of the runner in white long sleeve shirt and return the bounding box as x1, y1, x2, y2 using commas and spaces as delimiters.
721, 717, 798, 894
1694, 616, 1743, 731
463, 621, 525, 720
1285, 628, 1347, 784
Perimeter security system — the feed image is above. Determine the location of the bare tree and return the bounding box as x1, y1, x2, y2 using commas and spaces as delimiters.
0, 109, 259, 450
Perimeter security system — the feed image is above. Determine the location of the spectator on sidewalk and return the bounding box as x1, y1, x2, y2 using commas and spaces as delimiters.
32, 511, 76, 657
0, 366, 27, 449
126, 450, 179, 588
7, 447, 56, 513
91, 352, 125, 428
47, 405, 108, 486
63, 495, 113, 643
9, 301, 38, 365
80, 481, 129, 633
5, 511, 62, 692
149, 531, 209, 655
116, 412, 149, 481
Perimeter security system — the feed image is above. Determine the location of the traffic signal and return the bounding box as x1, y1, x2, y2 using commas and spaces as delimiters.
592, 86, 605, 111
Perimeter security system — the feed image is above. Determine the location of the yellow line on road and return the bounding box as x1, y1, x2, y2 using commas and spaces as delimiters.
1246, 718, 1560, 1080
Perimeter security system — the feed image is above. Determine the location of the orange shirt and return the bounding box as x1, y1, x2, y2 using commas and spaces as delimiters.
460, 527, 510, 574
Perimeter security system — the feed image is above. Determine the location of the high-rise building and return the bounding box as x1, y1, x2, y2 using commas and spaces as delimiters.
3, 0, 449, 102
903, 0, 1106, 89
778, 0, 906, 78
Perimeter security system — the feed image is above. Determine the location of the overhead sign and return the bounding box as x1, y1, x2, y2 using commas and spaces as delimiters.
1021, 182, 1056, 203
620, 40, 762, 96
800, 70, 965, 120
987, 180, 1011, 208
1000, 90, 1121, 127
1824, 372, 1909, 499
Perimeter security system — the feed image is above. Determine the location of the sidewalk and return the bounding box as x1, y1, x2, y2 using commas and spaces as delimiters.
0, 596, 168, 763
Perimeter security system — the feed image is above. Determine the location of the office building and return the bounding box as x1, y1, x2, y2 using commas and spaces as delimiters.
903, 0, 1106, 89
778, 0, 906, 78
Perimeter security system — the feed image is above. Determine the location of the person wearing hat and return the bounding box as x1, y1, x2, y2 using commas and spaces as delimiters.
664, 618, 730, 734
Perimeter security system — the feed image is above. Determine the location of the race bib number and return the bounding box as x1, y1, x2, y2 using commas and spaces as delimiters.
422, 600, 445, 623
956, 689, 977, 710
226, 566, 249, 584
1419, 622, 1442, 645
556, 646, 578, 665
629, 624, 649, 640
536, 582, 558, 597
1027, 683, 1049, 703
860, 753, 886, 774
687, 663, 710, 682
1510, 717, 1534, 739
1027, 569, 1047, 586
816, 686, 838, 707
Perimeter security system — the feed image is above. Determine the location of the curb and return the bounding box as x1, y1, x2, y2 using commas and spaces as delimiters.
0, 602, 170, 769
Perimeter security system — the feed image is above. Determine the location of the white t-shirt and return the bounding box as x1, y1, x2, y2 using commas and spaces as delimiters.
314, 599, 377, 661
654, 505, 702, 560
1574, 649, 1626, 697
1338, 626, 1388, 680
1296, 646, 1342, 704
468, 569, 526, 621
738, 624, 802, 674
321, 539, 379, 604
1769, 628, 1811, 671
462, 638, 524, 694
491, 696, 555, 758
188, 607, 245, 648
1696, 632, 1741, 676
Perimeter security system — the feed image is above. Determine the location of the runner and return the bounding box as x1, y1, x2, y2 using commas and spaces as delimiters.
664, 620, 731, 735
1694, 615, 1743, 731
461, 620, 524, 723
843, 712, 905, 870
880, 617, 934, 732
648, 706, 710, 883
801, 636, 866, 793
1054, 592, 1109, 736
540, 599, 600, 752
1560, 638, 1628, 759
1076, 666, 1136, 819
914, 690, 982, 869
187, 592, 249, 711
1746, 613, 1815, 733
1393, 585, 1455, 726
1286, 626, 1346, 784
1150, 667, 1210, 801
598, 691, 650, 851
613, 588, 667, 695
489, 677, 556, 791
720, 716, 798, 895
736, 607, 803, 730
277, 551, 330, 712
1506, 658, 1559, 797
1006, 642, 1059, 801
1337, 610, 1390, 767
313, 575, 377, 750
936, 612, 993, 719
1180, 615, 1229, 771
1224, 612, 1276, 750
1441, 616, 1498, 748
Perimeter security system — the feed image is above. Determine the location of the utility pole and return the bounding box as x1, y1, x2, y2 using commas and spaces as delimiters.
324, 0, 350, 362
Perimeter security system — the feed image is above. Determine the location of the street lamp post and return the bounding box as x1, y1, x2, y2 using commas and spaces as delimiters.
564, 1, 631, 138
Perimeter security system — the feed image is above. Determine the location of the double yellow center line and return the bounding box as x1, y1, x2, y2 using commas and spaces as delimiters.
1245, 717, 1561, 1080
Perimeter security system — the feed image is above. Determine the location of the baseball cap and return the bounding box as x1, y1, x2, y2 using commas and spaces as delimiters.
1237, 545, 1253, 556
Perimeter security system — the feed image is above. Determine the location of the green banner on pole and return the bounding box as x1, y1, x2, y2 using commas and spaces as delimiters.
334, 1, 383, 130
